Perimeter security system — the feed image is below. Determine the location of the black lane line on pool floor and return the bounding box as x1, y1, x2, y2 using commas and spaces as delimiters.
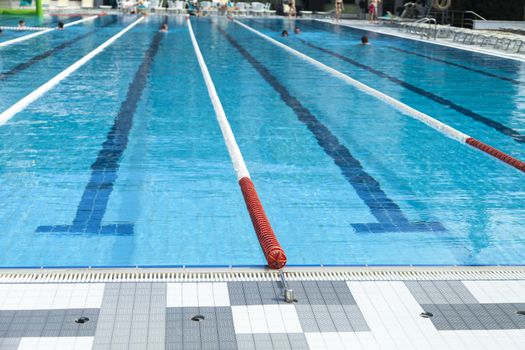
296, 38, 525, 145
219, 27, 445, 234
252, 20, 525, 145
304, 20, 520, 79
37, 22, 166, 235
386, 47, 521, 85
0, 17, 118, 81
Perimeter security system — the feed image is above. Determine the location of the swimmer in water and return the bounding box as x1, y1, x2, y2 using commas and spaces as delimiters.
18, 20, 25, 28
294, 27, 301, 34
57, 22, 64, 30
281, 30, 288, 37
160, 23, 168, 32
361, 36, 369, 45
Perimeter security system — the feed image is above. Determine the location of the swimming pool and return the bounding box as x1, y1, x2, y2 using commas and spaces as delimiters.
0, 15, 523, 268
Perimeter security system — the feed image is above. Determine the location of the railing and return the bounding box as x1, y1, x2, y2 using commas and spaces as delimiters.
429, 9, 488, 28
464, 11, 487, 21
416, 17, 438, 39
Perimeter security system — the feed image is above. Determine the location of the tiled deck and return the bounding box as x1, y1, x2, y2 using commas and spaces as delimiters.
0, 269, 524, 349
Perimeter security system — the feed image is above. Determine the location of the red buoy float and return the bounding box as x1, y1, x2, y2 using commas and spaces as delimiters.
239, 177, 287, 269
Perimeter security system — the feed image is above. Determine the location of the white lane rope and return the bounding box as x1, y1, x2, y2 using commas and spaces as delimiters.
0, 16, 144, 125
0, 15, 98, 48
233, 19, 470, 143
187, 18, 250, 180
0, 26, 50, 31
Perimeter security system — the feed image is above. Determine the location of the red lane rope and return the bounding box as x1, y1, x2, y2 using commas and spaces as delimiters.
238, 177, 287, 269
466, 137, 525, 172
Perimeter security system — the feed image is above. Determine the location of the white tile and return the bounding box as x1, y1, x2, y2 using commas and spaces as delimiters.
17, 337, 94, 350
231, 305, 252, 334
463, 281, 525, 303
304, 332, 328, 350
440, 330, 523, 350
197, 283, 215, 307
166, 283, 182, 307
17, 337, 40, 350
182, 283, 199, 307
262, 305, 286, 333
212, 282, 230, 306
54, 337, 76, 349
335, 332, 365, 350
347, 281, 404, 349
320, 332, 345, 349
246, 305, 269, 333
18, 337, 57, 350
350, 332, 382, 350
279, 304, 302, 333
0, 284, 103, 310
70, 337, 94, 350
167, 283, 228, 307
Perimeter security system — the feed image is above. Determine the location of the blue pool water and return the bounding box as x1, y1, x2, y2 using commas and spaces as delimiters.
0, 15, 524, 267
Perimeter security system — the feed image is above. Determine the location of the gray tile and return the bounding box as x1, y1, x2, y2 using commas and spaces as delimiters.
94, 282, 167, 350
450, 304, 484, 330
301, 281, 324, 305
421, 303, 525, 330
252, 334, 273, 350
419, 282, 448, 304
228, 282, 247, 306
270, 334, 291, 350
342, 305, 370, 332
446, 281, 479, 304
257, 282, 282, 305
0, 308, 98, 338
326, 305, 353, 332
242, 282, 263, 305
0, 337, 20, 350
295, 303, 342, 333
332, 281, 356, 305
311, 305, 336, 332
316, 282, 340, 305
166, 307, 236, 350
236, 334, 256, 350
287, 333, 309, 350
405, 282, 432, 304
408, 281, 479, 306
295, 304, 319, 332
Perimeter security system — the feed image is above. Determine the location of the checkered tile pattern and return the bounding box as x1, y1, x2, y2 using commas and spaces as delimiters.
0, 280, 524, 349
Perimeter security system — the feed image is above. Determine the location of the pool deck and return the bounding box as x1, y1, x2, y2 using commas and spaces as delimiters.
0, 266, 524, 349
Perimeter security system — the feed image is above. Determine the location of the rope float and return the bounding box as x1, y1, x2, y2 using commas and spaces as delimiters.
239, 178, 287, 269
233, 20, 525, 174
187, 18, 287, 269
0, 26, 50, 31
466, 138, 525, 172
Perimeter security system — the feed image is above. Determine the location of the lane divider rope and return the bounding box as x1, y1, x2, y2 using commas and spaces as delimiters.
0, 16, 144, 125
0, 26, 51, 31
187, 18, 287, 269
0, 15, 98, 48
233, 20, 525, 174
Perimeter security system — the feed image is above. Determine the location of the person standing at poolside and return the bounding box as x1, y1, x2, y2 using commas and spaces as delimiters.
368, 0, 381, 23
288, 0, 296, 18
334, 0, 344, 23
